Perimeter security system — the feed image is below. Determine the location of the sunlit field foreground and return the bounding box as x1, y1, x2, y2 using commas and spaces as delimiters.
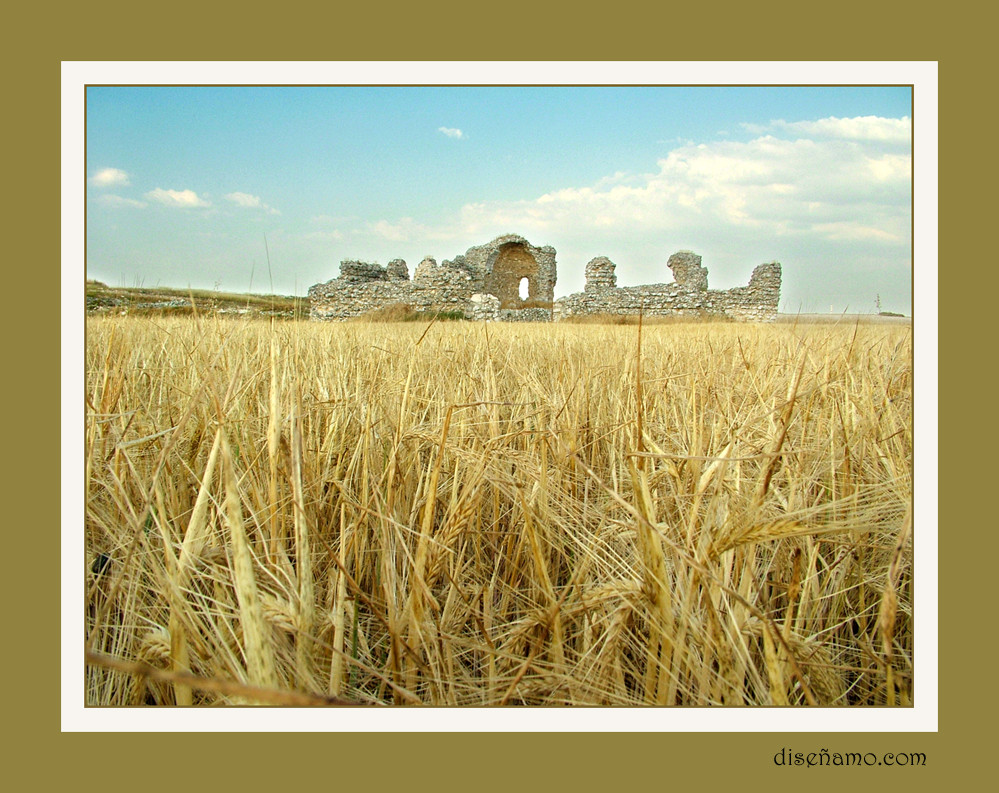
85, 315, 913, 706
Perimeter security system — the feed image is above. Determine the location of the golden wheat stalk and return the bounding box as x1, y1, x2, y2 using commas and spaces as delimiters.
221, 426, 278, 691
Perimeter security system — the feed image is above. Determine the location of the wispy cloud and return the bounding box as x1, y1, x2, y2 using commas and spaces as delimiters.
303, 229, 344, 242
225, 191, 281, 214
454, 123, 910, 245
310, 214, 351, 226
90, 167, 131, 187
145, 188, 211, 208
364, 217, 457, 243
810, 221, 902, 242
438, 127, 464, 140
742, 116, 911, 144
225, 191, 261, 208
368, 218, 425, 242
98, 194, 147, 209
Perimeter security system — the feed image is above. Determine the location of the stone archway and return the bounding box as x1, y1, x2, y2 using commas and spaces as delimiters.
484, 242, 541, 308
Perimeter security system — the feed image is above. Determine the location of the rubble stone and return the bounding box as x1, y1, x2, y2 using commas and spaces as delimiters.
308, 235, 781, 323
584, 257, 617, 292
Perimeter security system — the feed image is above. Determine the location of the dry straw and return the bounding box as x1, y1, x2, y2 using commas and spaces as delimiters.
85, 314, 912, 706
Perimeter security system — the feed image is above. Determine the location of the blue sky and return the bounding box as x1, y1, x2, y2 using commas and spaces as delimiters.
86, 85, 913, 313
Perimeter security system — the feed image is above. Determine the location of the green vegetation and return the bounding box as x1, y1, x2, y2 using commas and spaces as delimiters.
85, 280, 308, 319
350, 303, 468, 322
563, 312, 734, 325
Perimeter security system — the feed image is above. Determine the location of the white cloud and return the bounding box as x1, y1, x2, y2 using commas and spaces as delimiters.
364, 217, 459, 244
310, 213, 350, 226
866, 153, 911, 182
303, 229, 344, 241
452, 126, 910, 247
145, 188, 211, 208
225, 191, 261, 208
225, 191, 280, 215
743, 116, 911, 144
369, 218, 425, 242
438, 127, 464, 139
97, 194, 147, 209
89, 167, 131, 187
810, 221, 902, 243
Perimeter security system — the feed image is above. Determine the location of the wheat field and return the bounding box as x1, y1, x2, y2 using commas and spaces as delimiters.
84, 314, 913, 706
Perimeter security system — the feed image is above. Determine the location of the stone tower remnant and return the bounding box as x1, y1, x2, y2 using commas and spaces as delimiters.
584, 256, 617, 292
667, 250, 709, 292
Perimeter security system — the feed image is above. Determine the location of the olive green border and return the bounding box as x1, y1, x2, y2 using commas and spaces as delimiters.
18, 1, 973, 787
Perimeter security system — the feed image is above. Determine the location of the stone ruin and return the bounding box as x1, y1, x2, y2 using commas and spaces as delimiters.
309, 234, 556, 322
554, 250, 781, 322
308, 234, 781, 322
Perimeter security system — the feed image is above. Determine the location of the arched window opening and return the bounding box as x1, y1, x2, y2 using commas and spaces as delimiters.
519, 277, 530, 301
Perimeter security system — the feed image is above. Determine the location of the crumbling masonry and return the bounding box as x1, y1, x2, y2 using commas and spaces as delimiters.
308, 234, 781, 322
554, 250, 781, 322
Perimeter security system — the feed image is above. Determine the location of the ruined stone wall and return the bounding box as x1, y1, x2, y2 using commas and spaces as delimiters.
467, 295, 552, 322
308, 236, 780, 323
308, 234, 557, 321
307, 256, 475, 319
554, 253, 781, 322
467, 293, 501, 321
726, 262, 783, 320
